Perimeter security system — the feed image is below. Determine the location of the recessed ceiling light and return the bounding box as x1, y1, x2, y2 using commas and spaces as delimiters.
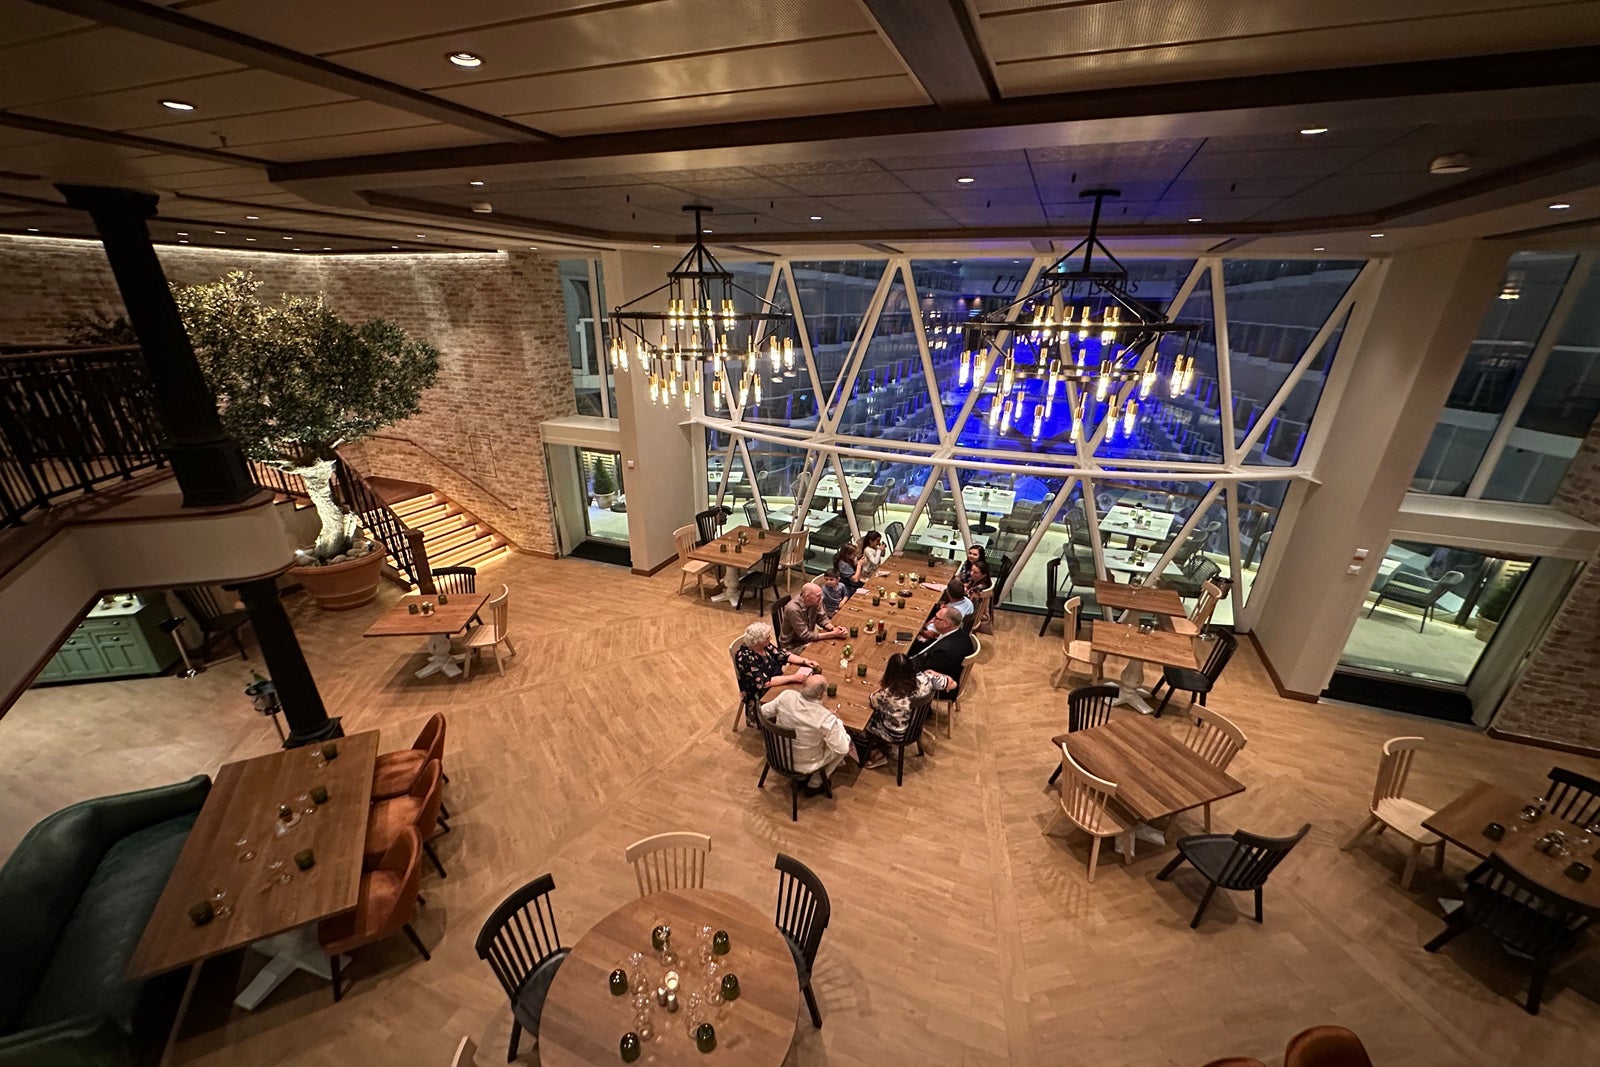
955, 176, 975, 184
447, 51, 483, 68
528, 245, 539, 250
1188, 217, 1203, 223
322, 246, 332, 250
391, 245, 400, 249
468, 180, 485, 187
245, 237, 256, 242
652, 244, 661, 249
471, 201, 493, 214
1299, 126, 1328, 136
702, 228, 712, 233
244, 215, 259, 220
809, 215, 822, 221
283, 236, 293, 240
160, 99, 195, 111
1313, 246, 1326, 251
1549, 202, 1572, 210
1369, 232, 1385, 238
178, 239, 188, 243
213, 230, 225, 234
292, 247, 301, 251
416, 234, 426, 238
1429, 153, 1473, 175
176, 231, 188, 236
26, 227, 38, 232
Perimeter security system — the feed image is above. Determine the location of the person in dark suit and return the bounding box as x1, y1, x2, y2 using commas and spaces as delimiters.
907, 605, 976, 695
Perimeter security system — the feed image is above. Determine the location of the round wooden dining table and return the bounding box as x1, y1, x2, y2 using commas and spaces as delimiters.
536, 888, 800, 1066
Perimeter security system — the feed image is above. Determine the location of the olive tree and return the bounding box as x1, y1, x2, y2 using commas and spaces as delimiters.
173, 271, 440, 561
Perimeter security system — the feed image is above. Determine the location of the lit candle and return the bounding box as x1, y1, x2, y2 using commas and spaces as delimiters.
664, 971, 679, 992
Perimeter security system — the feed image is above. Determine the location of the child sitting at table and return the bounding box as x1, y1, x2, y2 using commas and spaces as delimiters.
818, 570, 847, 617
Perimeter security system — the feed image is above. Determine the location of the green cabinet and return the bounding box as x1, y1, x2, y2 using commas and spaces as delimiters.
34, 593, 181, 685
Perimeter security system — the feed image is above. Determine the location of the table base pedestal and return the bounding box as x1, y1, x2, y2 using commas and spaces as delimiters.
1111, 658, 1156, 714
414, 634, 462, 679
235, 927, 343, 1010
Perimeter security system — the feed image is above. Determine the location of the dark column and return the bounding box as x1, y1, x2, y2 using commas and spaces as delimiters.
233, 578, 341, 747
56, 184, 256, 507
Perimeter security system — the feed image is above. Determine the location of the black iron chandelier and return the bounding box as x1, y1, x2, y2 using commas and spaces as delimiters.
959, 188, 1202, 442
609, 205, 795, 411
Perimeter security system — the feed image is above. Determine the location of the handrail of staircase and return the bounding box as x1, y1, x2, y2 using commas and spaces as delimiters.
359, 432, 519, 511
334, 454, 430, 591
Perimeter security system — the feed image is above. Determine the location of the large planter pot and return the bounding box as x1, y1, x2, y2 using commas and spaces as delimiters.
593, 492, 618, 509
290, 549, 385, 610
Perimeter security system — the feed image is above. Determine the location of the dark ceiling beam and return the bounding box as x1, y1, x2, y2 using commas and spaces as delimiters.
167, 191, 563, 245
270, 45, 1600, 181
0, 110, 267, 167
859, 0, 999, 107
24, 0, 556, 144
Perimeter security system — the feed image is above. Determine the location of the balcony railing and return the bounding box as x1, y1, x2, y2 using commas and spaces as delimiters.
0, 345, 168, 528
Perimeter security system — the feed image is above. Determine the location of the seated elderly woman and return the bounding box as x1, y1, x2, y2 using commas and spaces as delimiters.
733, 621, 817, 727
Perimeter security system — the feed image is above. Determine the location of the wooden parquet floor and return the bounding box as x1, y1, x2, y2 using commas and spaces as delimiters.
4, 553, 1599, 1066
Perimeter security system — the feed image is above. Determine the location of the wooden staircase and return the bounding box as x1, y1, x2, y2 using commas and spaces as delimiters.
387, 489, 511, 574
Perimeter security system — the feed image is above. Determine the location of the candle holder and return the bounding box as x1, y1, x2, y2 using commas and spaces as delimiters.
694, 1022, 717, 1053
856, 664, 867, 678
720, 543, 728, 553
849, 626, 858, 638
719, 973, 740, 1000
826, 683, 838, 698
310, 785, 329, 805
620, 1032, 641, 1063
610, 969, 629, 995
407, 603, 420, 614
438, 593, 449, 605
712, 930, 730, 955
871, 596, 880, 606
321, 741, 339, 760
294, 849, 316, 870
187, 901, 215, 926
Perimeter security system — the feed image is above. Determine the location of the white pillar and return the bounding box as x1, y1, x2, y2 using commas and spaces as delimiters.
1254, 240, 1507, 695
605, 250, 700, 574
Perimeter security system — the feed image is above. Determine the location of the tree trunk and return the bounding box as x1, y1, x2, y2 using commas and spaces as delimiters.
291, 458, 350, 559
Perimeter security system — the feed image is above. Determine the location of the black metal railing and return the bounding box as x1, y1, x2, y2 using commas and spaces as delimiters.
335, 455, 430, 591
0, 345, 168, 528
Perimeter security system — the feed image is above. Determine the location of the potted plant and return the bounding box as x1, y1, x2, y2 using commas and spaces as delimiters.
590, 455, 619, 509
1473, 572, 1519, 642
174, 272, 440, 609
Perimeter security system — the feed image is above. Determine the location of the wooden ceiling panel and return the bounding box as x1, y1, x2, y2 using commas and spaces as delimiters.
0, 26, 238, 109
19, 69, 351, 132
329, 0, 875, 90
990, 9, 1600, 97
0, 0, 93, 45
127, 99, 456, 150
434, 35, 911, 118
509, 75, 921, 137
232, 124, 498, 162
178, 0, 603, 55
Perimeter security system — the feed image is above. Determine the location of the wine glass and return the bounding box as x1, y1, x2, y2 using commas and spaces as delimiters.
210, 885, 233, 918
235, 835, 255, 863
296, 790, 316, 816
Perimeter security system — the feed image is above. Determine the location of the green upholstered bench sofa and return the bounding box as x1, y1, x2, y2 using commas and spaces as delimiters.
0, 775, 212, 1067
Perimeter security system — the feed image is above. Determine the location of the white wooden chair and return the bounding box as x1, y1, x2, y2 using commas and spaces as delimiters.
625, 831, 712, 897
932, 635, 982, 738
1169, 580, 1223, 636
675, 523, 715, 599
450, 1036, 477, 1067
1056, 596, 1101, 684
779, 531, 810, 592
1340, 736, 1444, 890
1043, 745, 1134, 882
462, 584, 515, 678
1181, 707, 1248, 831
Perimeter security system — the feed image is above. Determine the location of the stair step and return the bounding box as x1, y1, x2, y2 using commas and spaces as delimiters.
410, 508, 464, 532
432, 536, 506, 570
390, 495, 444, 520
423, 526, 485, 554
445, 542, 511, 572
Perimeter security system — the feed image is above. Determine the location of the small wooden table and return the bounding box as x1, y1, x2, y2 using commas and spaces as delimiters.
128, 732, 379, 1009
538, 889, 801, 1067
1090, 621, 1202, 715
770, 563, 954, 731
363, 592, 490, 678
1094, 581, 1186, 618
1059, 715, 1245, 825
1424, 781, 1600, 909
687, 526, 789, 606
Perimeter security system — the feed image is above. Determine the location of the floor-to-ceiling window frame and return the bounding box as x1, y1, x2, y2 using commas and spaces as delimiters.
693, 253, 1378, 631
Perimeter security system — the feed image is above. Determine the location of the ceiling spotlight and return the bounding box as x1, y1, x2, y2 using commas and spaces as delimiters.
651, 244, 661, 248
244, 215, 259, 220
178, 239, 189, 243
245, 237, 256, 242
1429, 153, 1473, 175
391, 245, 400, 249
1299, 126, 1328, 136
322, 246, 332, 250
1549, 202, 1572, 210
292, 247, 301, 251
447, 52, 483, 68
471, 201, 493, 213
1313, 246, 1326, 251
1188, 217, 1203, 223
1369, 232, 1385, 238
176, 232, 188, 236
702, 228, 712, 233
160, 99, 195, 111
468, 180, 485, 187
283, 236, 293, 240
416, 234, 426, 238
213, 230, 225, 234
955, 176, 975, 184
26, 227, 38, 232
809, 215, 822, 221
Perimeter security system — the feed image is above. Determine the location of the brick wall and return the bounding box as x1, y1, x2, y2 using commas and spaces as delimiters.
0, 235, 572, 554
1492, 427, 1600, 751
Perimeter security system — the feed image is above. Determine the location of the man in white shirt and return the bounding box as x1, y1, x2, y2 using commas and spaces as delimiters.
943, 577, 975, 622
763, 677, 851, 788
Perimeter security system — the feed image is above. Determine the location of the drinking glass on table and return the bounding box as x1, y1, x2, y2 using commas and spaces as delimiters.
210, 884, 234, 918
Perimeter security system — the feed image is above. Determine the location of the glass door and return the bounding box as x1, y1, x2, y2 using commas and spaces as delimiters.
577, 448, 629, 546
1328, 538, 1535, 719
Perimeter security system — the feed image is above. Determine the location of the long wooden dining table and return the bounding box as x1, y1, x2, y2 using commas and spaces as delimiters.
1423, 781, 1600, 909
767, 561, 955, 731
